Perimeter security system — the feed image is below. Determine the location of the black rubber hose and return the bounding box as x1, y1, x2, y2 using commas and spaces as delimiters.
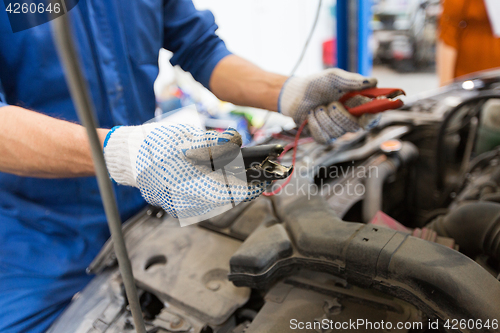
427, 201, 500, 259
232, 193, 500, 330
362, 142, 419, 223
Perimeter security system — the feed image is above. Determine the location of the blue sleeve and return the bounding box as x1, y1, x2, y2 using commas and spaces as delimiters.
0, 79, 8, 108
163, 0, 232, 89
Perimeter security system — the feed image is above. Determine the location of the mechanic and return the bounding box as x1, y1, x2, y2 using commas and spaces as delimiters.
0, 0, 378, 331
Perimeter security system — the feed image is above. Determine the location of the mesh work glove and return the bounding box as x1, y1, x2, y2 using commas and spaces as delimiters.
279, 68, 380, 143
103, 123, 267, 222
307, 99, 381, 144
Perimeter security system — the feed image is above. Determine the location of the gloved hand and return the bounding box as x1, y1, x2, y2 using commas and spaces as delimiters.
103, 123, 267, 221
279, 68, 380, 143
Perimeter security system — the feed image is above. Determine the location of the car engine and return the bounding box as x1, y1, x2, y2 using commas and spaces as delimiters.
48, 70, 500, 333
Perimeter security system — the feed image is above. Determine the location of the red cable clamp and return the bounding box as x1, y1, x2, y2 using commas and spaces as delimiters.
339, 88, 406, 117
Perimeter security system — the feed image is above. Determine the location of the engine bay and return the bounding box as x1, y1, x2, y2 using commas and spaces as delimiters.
49, 70, 500, 333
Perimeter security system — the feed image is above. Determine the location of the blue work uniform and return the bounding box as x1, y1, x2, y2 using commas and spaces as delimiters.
0, 0, 231, 331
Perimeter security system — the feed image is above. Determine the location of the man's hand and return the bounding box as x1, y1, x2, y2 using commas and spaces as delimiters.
279, 68, 379, 143
103, 123, 267, 219
0, 105, 105, 178
209, 56, 381, 143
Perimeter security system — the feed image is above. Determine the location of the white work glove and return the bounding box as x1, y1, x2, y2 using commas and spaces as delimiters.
103, 123, 267, 222
279, 68, 380, 144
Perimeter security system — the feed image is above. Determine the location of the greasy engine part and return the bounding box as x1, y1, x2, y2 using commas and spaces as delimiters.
87, 206, 164, 275
362, 141, 419, 222
423, 146, 500, 260
320, 155, 382, 220
427, 202, 500, 260
452, 149, 500, 206
242, 276, 422, 333
313, 126, 412, 220
228, 175, 500, 330
313, 125, 410, 170
49, 215, 250, 332
129, 218, 250, 326
200, 195, 278, 241
48, 266, 209, 333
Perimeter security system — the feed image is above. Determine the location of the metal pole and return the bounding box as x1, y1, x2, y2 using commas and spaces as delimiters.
51, 15, 147, 333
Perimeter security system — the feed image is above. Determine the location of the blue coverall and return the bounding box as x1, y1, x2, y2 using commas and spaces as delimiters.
0, 1, 231, 331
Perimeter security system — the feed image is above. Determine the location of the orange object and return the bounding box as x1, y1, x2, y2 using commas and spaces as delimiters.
380, 140, 403, 153
439, 0, 500, 78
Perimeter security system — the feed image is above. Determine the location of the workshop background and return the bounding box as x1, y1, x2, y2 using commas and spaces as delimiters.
155, 0, 439, 112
